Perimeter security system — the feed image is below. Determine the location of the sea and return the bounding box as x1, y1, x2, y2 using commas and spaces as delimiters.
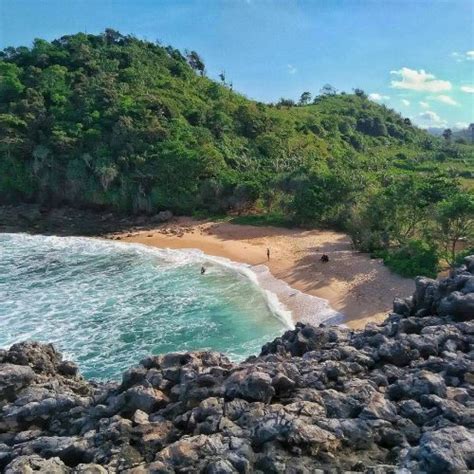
0, 233, 296, 380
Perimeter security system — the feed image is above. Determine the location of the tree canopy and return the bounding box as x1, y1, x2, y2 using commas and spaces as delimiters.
1, 30, 473, 274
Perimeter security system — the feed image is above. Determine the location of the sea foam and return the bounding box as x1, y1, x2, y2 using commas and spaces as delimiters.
0, 233, 342, 380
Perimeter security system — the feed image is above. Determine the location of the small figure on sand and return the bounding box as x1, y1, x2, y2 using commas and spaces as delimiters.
267, 248, 270, 261
320, 254, 329, 263
200, 266, 206, 275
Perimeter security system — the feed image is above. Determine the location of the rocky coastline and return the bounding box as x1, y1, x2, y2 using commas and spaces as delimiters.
1, 257, 474, 472
0, 204, 175, 237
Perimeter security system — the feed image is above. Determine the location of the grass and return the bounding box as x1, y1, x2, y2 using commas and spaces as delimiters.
230, 213, 294, 228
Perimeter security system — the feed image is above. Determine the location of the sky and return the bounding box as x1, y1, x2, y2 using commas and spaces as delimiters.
1, 0, 473, 129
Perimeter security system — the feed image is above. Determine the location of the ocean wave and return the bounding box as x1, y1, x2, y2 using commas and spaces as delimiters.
0, 233, 342, 380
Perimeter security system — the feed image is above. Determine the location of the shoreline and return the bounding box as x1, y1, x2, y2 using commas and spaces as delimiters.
190, 253, 345, 329
111, 217, 415, 329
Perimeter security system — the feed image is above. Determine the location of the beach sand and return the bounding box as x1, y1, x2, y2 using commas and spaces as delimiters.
114, 218, 414, 329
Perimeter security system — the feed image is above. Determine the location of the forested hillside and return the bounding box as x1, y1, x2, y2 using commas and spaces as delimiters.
1, 30, 473, 274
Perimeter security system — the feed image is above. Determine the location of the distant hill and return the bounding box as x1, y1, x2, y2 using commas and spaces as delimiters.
1, 30, 467, 213
428, 125, 474, 144
454, 124, 474, 143
427, 127, 445, 137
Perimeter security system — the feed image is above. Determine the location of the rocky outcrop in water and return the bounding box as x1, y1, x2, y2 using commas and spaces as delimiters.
1, 258, 474, 473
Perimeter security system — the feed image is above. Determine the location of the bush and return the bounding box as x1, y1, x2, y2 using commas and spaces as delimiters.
454, 247, 474, 267
381, 240, 439, 278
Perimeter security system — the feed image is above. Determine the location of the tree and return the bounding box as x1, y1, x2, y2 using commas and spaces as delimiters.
353, 88, 367, 99
276, 98, 295, 107
299, 91, 312, 105
320, 84, 337, 96
435, 192, 474, 266
469, 123, 474, 144
442, 128, 452, 142
104, 28, 123, 45
0, 63, 24, 102
372, 116, 388, 136
186, 50, 205, 76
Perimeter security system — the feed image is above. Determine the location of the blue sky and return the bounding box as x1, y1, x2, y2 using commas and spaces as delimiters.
1, 0, 473, 128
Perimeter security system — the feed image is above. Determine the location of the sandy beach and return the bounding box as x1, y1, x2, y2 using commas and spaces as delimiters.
113, 218, 414, 329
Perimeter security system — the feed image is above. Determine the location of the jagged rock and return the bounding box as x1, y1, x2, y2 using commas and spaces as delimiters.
123, 386, 169, 414
378, 340, 416, 366
393, 297, 412, 316
0, 258, 473, 471
224, 370, 275, 402
465, 256, 474, 273
388, 371, 447, 401
206, 459, 236, 474
360, 392, 398, 422
73, 464, 107, 474
58, 361, 79, 377
438, 292, 474, 321
413, 276, 439, 313
153, 210, 173, 223
414, 426, 474, 473
3, 342, 62, 375
4, 455, 69, 473
0, 364, 35, 400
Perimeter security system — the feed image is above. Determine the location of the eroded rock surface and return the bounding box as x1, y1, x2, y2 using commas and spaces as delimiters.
1, 258, 474, 472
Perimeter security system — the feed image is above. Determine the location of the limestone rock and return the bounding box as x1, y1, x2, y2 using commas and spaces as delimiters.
0, 257, 473, 472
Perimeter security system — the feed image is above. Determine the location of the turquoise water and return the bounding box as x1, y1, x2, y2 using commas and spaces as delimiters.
0, 233, 289, 380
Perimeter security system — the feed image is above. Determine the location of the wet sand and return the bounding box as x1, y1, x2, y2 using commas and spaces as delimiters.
114, 218, 414, 329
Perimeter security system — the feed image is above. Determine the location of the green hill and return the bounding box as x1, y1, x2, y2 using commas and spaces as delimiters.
1, 30, 473, 273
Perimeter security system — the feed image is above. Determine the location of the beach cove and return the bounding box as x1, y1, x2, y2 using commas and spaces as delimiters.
114, 217, 415, 329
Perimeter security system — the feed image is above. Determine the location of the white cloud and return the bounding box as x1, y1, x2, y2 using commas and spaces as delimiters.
390, 67, 451, 92
451, 50, 474, 62
432, 94, 458, 106
287, 64, 297, 75
401, 99, 410, 106
417, 110, 447, 128
461, 85, 474, 93
454, 122, 469, 130
419, 101, 430, 108
368, 93, 390, 101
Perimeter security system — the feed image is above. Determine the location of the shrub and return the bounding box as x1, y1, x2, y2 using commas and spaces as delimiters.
382, 240, 439, 278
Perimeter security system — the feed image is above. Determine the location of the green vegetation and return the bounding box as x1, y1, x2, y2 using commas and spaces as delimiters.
374, 240, 439, 279
1, 30, 473, 275
230, 213, 292, 228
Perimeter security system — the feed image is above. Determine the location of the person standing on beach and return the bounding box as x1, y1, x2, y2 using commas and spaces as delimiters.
267, 248, 270, 261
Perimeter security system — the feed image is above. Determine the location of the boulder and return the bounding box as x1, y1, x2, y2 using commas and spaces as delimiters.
359, 392, 398, 422
153, 210, 173, 223
224, 371, 274, 403
123, 386, 169, 414
0, 364, 35, 400
393, 297, 413, 316
1, 256, 473, 472
438, 292, 474, 321
4, 455, 68, 474
416, 426, 474, 473
73, 465, 107, 474
4, 342, 61, 375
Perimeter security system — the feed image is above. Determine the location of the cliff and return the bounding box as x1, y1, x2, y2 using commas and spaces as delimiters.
1, 258, 473, 473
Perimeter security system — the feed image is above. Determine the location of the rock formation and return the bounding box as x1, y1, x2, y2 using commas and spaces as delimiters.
1, 257, 474, 473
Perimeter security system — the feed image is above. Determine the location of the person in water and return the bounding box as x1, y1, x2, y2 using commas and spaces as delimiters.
320, 254, 329, 263
201, 266, 206, 275
267, 248, 270, 261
